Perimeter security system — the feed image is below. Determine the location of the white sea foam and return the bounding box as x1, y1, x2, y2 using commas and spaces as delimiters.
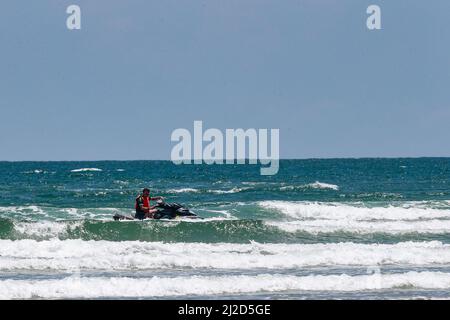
166, 188, 200, 193
261, 200, 450, 234
1, 240, 450, 271
1, 271, 450, 299
11, 221, 83, 239
0, 205, 47, 218
307, 181, 339, 190
23, 170, 47, 174
0, 206, 125, 221
70, 168, 103, 172
200, 209, 234, 218
210, 187, 247, 194
279, 181, 339, 191
60, 207, 120, 219
266, 219, 450, 234
259, 201, 450, 221
241, 182, 267, 186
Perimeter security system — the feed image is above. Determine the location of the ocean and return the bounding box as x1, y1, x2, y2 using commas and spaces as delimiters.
0, 158, 449, 299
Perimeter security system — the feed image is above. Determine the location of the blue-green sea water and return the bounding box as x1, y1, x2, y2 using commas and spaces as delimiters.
1, 158, 450, 299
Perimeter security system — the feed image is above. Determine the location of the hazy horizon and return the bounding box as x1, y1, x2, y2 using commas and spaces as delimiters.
2, 156, 450, 163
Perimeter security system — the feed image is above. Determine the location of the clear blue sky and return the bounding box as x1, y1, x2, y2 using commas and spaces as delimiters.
0, 0, 449, 160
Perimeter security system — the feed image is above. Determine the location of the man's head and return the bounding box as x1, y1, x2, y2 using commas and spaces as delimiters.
142, 188, 150, 197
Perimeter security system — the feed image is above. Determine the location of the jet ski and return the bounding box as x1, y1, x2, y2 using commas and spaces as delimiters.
113, 200, 199, 221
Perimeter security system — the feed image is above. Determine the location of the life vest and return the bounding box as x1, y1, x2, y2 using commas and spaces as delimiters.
135, 195, 150, 212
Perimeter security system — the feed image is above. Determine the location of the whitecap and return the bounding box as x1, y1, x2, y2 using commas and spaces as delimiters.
1, 240, 450, 271
259, 201, 450, 221
210, 187, 247, 194
166, 188, 199, 194
307, 181, 339, 191
70, 168, 103, 173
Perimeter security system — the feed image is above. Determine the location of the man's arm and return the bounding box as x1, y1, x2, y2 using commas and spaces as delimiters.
149, 196, 164, 209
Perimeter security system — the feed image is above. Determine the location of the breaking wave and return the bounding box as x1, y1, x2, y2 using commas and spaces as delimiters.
70, 168, 103, 173
2, 272, 450, 299
1, 240, 450, 271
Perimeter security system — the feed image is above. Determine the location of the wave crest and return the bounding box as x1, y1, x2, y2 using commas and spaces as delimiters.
70, 168, 103, 173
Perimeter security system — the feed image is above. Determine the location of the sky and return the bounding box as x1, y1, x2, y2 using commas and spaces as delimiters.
0, 0, 449, 161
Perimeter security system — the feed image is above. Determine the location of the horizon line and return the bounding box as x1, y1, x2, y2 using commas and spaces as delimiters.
1, 156, 450, 163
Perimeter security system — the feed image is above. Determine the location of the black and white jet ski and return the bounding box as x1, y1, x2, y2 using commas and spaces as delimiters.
113, 199, 200, 221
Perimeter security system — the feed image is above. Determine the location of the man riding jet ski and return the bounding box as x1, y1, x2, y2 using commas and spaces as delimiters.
113, 188, 198, 221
